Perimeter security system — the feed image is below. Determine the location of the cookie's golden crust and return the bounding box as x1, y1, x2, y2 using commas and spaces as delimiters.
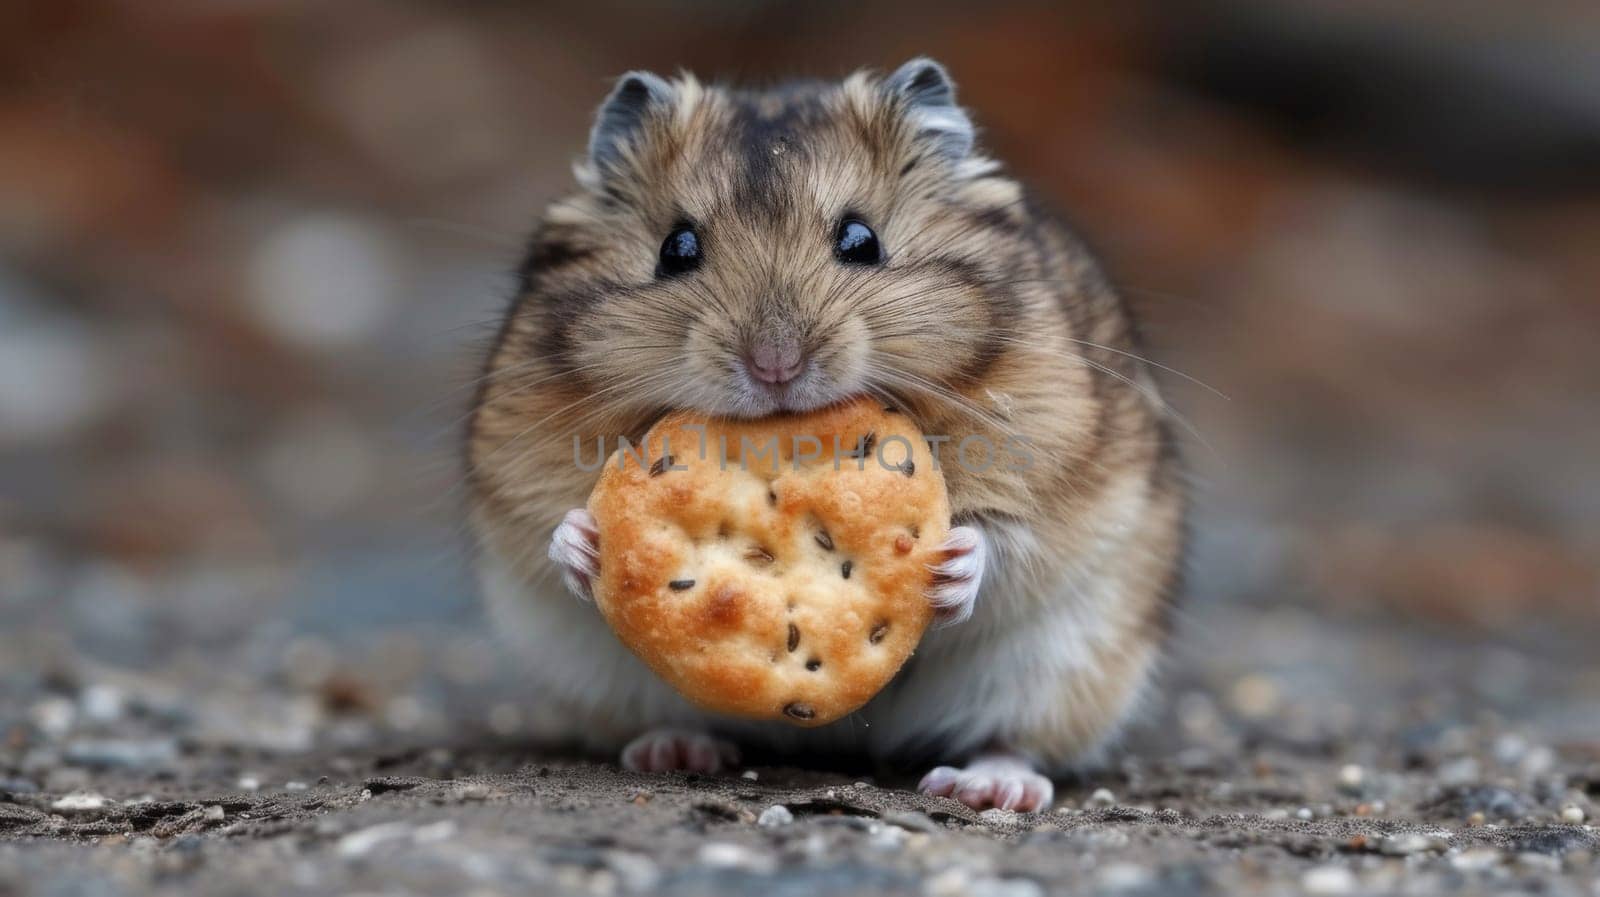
588, 398, 948, 726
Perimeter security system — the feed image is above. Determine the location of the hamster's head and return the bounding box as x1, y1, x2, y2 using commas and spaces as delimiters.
518, 58, 1028, 419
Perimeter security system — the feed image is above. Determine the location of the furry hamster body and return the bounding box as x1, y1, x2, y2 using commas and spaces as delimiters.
466, 59, 1186, 811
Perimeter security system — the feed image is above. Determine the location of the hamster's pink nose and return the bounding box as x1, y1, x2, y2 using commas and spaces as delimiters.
745, 341, 806, 386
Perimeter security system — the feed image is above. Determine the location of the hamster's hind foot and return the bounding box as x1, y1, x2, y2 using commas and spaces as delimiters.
620, 728, 741, 774
919, 752, 1053, 811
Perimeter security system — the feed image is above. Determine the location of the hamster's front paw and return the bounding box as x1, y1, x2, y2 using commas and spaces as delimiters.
919, 753, 1053, 812
927, 525, 986, 626
549, 508, 600, 601
620, 728, 740, 774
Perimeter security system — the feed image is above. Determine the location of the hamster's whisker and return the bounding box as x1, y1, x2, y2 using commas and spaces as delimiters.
1052, 337, 1228, 401
863, 364, 1018, 438
433, 356, 654, 445
864, 356, 1135, 496
980, 332, 1220, 463
466, 369, 664, 476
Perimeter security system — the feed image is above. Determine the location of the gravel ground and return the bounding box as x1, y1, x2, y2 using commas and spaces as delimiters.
3, 4, 1599, 895
3, 597, 1598, 897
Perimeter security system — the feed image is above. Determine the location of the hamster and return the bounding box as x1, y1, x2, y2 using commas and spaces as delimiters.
465, 58, 1186, 811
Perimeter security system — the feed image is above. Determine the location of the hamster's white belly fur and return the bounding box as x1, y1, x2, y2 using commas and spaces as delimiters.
482, 500, 1154, 769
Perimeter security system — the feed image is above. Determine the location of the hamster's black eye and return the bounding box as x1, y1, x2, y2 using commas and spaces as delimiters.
834, 219, 882, 266
658, 225, 702, 277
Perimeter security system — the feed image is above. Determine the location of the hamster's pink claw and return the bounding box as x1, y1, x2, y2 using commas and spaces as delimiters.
927, 525, 986, 626
919, 754, 1053, 811
620, 729, 741, 774
549, 508, 600, 601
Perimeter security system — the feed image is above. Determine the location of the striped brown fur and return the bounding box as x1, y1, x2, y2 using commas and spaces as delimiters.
467, 60, 1186, 776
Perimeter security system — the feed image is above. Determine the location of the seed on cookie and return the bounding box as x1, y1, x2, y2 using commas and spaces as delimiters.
869, 622, 889, 644
648, 454, 675, 477
853, 431, 878, 458
815, 530, 834, 551
841, 560, 853, 579
805, 658, 822, 671
744, 546, 775, 566
787, 623, 800, 652
668, 579, 695, 591
783, 702, 816, 721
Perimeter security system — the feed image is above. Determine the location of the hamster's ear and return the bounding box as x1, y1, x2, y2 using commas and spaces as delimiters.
885, 57, 974, 162
587, 71, 674, 178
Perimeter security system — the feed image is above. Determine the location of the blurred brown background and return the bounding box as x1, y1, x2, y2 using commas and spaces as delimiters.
2, 0, 1598, 748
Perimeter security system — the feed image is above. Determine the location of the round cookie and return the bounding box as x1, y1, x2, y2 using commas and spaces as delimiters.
586, 398, 950, 726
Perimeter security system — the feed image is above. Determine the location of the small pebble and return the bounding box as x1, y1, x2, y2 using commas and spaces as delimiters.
935, 873, 1045, 897
798, 832, 828, 860
237, 776, 261, 792
335, 822, 411, 858
696, 842, 772, 871
1380, 833, 1446, 856
741, 770, 759, 781
61, 738, 177, 770
1296, 807, 1314, 820
203, 805, 225, 822
1562, 804, 1586, 824
602, 850, 661, 893
1514, 852, 1561, 872
882, 810, 941, 834
1437, 756, 1480, 786
980, 808, 1018, 824
1492, 733, 1528, 765
1450, 848, 1503, 871
78, 685, 126, 723
1520, 746, 1556, 777
1228, 674, 1281, 719
1096, 864, 1150, 892
0, 777, 39, 795
923, 868, 972, 897
868, 824, 907, 850
412, 820, 457, 843
486, 703, 522, 735
1337, 764, 1365, 791
1087, 788, 1116, 807
1301, 865, 1356, 895
29, 699, 76, 738
757, 805, 793, 827
51, 793, 109, 813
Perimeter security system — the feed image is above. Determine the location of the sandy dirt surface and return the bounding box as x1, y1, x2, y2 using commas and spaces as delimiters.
3, 600, 1597, 897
